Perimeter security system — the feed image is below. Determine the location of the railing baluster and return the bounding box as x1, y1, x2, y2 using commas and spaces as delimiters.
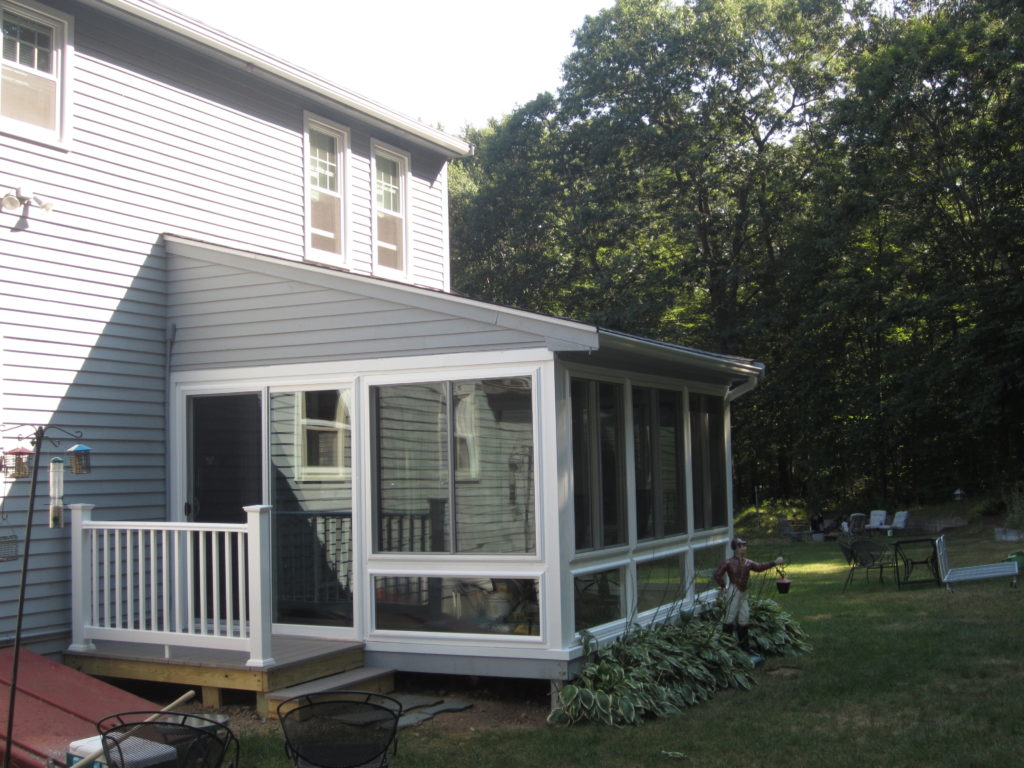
114, 529, 123, 629
212, 530, 222, 637
224, 531, 235, 638
186, 530, 195, 634
71, 518, 266, 661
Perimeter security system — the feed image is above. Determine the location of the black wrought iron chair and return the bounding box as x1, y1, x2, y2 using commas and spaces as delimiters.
98, 711, 239, 768
278, 691, 403, 768
842, 539, 896, 592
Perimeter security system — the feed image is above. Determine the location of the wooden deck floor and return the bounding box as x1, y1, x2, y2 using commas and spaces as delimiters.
63, 635, 367, 716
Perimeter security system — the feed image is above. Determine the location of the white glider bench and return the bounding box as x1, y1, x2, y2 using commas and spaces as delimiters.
935, 534, 1019, 592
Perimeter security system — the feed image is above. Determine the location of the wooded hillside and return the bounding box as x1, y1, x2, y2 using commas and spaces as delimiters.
449, 0, 1023, 514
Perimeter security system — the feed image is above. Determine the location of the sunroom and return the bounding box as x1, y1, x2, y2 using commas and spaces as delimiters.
67, 237, 763, 690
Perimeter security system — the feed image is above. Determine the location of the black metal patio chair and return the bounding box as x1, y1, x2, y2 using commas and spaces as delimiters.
278, 691, 403, 768
98, 711, 238, 768
842, 538, 896, 592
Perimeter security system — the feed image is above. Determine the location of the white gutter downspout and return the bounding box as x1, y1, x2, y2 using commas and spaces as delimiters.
724, 365, 764, 404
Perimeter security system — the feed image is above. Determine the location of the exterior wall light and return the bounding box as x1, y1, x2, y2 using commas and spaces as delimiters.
2, 186, 56, 213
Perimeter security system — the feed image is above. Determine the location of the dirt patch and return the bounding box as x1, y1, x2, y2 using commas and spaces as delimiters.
153, 673, 552, 738
392, 673, 551, 734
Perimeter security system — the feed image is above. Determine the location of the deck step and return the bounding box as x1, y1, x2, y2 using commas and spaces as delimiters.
264, 666, 395, 718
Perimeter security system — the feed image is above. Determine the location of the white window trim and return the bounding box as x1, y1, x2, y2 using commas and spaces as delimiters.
0, 0, 73, 147
370, 139, 410, 280
296, 388, 352, 482
304, 112, 349, 266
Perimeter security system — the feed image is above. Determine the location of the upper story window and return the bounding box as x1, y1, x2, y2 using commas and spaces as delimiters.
372, 141, 409, 277
1, 1, 71, 144
305, 115, 348, 265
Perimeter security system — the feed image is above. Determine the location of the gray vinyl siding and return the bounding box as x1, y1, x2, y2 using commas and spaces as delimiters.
165, 242, 598, 371
0, 0, 458, 651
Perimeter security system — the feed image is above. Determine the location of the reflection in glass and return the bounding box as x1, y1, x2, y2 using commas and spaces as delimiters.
374, 576, 539, 635
636, 554, 685, 613
271, 390, 353, 627
374, 378, 534, 554
574, 567, 624, 631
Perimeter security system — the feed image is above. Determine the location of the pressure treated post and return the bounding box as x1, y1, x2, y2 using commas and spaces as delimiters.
244, 505, 276, 668
67, 504, 96, 652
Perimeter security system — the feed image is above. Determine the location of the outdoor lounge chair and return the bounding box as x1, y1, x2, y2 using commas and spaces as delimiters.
847, 513, 867, 536
278, 691, 402, 768
843, 539, 896, 592
875, 510, 910, 535
935, 535, 1020, 592
864, 509, 889, 533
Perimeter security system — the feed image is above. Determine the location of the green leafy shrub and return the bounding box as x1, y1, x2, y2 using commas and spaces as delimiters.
548, 600, 810, 726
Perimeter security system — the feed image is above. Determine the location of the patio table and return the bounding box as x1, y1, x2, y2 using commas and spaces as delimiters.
890, 538, 940, 587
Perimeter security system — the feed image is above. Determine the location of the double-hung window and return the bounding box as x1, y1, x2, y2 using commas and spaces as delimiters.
305, 115, 347, 264
1, 1, 71, 144
372, 141, 409, 276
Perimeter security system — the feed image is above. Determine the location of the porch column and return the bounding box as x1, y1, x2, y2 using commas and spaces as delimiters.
244, 505, 276, 668
67, 504, 96, 652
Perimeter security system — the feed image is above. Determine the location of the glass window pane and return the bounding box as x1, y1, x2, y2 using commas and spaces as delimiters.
690, 394, 727, 530
375, 155, 400, 212
376, 211, 403, 270
375, 576, 539, 635
633, 388, 654, 539
3, 14, 52, 73
270, 390, 354, 628
694, 543, 728, 594
1, 67, 55, 129
659, 390, 686, 535
309, 129, 338, 191
374, 383, 449, 552
310, 190, 341, 253
571, 379, 594, 550
454, 378, 534, 554
598, 382, 625, 546
574, 567, 624, 631
637, 554, 685, 613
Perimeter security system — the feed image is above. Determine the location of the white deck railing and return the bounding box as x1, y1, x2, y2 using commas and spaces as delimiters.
68, 504, 275, 668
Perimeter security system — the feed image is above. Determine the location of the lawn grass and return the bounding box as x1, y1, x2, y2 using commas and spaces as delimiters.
243, 529, 1023, 767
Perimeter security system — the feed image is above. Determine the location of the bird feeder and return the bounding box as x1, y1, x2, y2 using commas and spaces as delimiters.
2, 447, 33, 479
66, 444, 92, 475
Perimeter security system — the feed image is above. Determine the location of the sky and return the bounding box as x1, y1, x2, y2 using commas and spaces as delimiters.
159, 0, 613, 133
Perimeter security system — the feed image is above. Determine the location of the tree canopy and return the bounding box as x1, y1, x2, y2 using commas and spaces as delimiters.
450, 0, 1024, 513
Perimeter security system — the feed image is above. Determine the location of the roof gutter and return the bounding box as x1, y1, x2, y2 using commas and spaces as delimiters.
597, 329, 764, 401
87, 0, 473, 158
